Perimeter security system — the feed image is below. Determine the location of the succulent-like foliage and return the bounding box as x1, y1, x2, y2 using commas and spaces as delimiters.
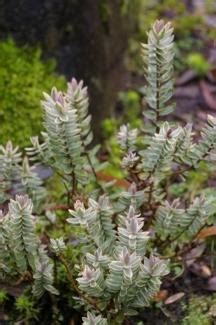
27, 78, 102, 196
106, 247, 141, 295
116, 182, 147, 211
2, 19, 216, 324
32, 245, 59, 298
69, 200, 168, 313
8, 195, 38, 272
85, 249, 110, 269
0, 211, 13, 278
77, 265, 105, 298
66, 78, 93, 147
155, 197, 210, 241
68, 196, 116, 253
130, 255, 169, 308
191, 115, 216, 165
173, 123, 194, 165
142, 20, 175, 123
0, 142, 46, 210
50, 237, 66, 255
141, 122, 182, 176
0, 141, 22, 203
20, 157, 46, 209
30, 79, 94, 184
0, 195, 57, 298
117, 206, 149, 256
117, 124, 138, 151
82, 312, 107, 325
41, 86, 84, 174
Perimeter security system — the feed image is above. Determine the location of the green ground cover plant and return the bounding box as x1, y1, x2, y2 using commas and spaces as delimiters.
1, 20, 216, 323
0, 39, 65, 147
182, 294, 216, 325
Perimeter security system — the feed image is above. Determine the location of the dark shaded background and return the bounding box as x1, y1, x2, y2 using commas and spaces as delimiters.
0, 0, 137, 138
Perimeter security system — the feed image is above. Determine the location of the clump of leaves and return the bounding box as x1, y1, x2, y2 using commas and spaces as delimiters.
15, 294, 38, 321
1, 20, 216, 323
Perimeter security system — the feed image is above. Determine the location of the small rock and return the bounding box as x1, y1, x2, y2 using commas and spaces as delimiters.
190, 262, 212, 278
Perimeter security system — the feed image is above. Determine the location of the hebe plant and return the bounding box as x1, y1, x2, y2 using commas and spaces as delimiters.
1, 20, 216, 323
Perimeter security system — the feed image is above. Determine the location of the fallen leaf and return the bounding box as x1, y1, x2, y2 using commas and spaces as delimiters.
153, 289, 168, 302
164, 292, 185, 305
196, 226, 216, 240
184, 243, 206, 266
96, 171, 130, 189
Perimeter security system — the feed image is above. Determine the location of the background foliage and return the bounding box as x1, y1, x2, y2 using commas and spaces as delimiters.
0, 39, 66, 147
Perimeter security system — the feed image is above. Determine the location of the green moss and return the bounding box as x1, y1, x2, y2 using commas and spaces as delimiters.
119, 90, 141, 128
186, 53, 211, 76
182, 295, 216, 325
0, 39, 66, 147
15, 294, 38, 320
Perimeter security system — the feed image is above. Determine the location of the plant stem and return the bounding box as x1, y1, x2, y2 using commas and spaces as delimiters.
58, 254, 103, 313
155, 43, 160, 133
84, 151, 104, 192
85, 152, 97, 180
